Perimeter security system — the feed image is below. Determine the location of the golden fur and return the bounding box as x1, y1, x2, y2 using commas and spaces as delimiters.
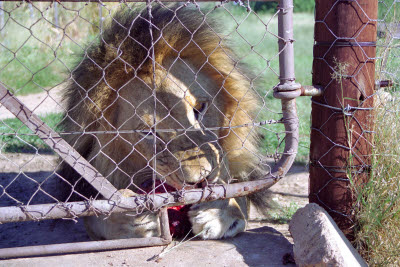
59, 4, 265, 240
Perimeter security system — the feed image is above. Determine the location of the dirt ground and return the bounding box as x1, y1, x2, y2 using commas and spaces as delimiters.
0, 153, 308, 266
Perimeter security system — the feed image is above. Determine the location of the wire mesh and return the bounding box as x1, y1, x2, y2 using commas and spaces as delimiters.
0, 0, 299, 255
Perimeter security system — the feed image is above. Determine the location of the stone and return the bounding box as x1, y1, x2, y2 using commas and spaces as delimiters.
289, 203, 367, 267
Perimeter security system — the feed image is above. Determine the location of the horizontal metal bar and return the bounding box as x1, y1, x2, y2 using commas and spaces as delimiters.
0, 237, 170, 259
300, 85, 324, 96
0, 176, 277, 223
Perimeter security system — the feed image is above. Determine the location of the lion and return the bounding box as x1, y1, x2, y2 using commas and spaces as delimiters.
59, 4, 268, 240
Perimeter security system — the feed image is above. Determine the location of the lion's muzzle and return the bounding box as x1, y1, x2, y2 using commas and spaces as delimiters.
178, 142, 223, 185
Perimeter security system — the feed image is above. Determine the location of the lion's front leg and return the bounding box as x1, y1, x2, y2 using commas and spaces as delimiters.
188, 197, 248, 240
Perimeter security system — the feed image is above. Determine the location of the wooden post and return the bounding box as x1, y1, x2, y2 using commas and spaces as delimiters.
310, 0, 378, 239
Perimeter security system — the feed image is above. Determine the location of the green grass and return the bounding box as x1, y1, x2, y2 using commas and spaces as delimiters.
0, 3, 314, 163
0, 43, 73, 95
269, 201, 301, 224
0, 2, 103, 95
0, 113, 63, 153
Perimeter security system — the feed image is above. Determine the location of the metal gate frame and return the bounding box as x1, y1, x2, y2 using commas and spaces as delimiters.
0, 0, 314, 258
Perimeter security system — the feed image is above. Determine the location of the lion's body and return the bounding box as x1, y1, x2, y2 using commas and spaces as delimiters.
60, 5, 265, 240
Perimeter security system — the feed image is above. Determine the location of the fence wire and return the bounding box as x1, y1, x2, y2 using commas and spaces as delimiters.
0, 0, 299, 254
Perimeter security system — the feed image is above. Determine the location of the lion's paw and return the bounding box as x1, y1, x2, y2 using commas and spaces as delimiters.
188, 198, 247, 239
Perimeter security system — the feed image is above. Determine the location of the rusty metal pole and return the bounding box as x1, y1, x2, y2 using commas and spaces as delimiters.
310, 0, 377, 239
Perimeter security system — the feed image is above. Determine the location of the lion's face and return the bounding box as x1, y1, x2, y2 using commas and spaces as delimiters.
115, 59, 229, 189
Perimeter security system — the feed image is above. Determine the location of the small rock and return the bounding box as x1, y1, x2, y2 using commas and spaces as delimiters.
289, 203, 367, 267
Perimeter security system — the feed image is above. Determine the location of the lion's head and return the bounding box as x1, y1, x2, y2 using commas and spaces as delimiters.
61, 5, 261, 198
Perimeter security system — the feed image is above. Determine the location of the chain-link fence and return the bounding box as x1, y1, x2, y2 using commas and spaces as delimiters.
0, 0, 302, 257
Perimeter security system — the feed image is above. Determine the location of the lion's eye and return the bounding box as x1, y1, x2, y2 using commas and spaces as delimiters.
194, 102, 208, 121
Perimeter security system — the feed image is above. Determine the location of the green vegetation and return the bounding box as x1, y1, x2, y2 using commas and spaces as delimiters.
293, 0, 315, 13
270, 201, 300, 224
0, 2, 104, 95
378, 0, 400, 22
0, 113, 63, 153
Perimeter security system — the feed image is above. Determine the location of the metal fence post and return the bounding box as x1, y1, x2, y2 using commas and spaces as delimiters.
310, 0, 378, 239
273, 0, 300, 177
